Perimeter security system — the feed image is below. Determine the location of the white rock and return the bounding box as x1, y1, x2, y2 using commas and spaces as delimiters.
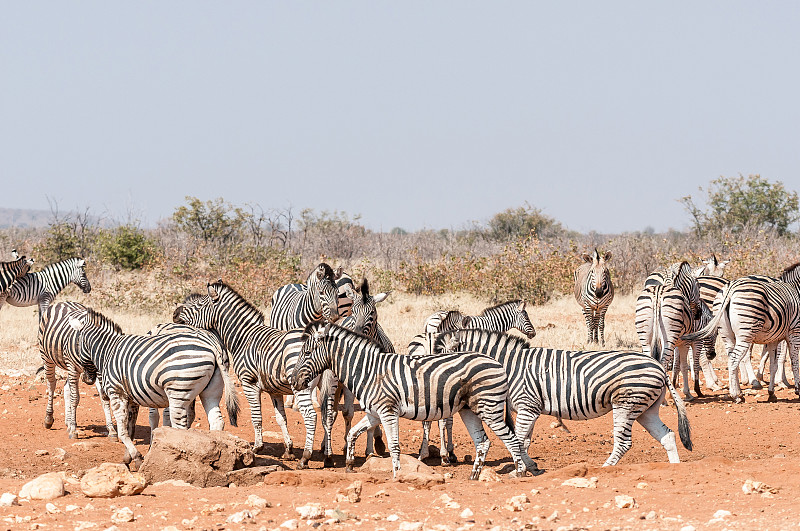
712, 509, 732, 519
636, 482, 649, 489
504, 494, 529, 511
679, 526, 696, 531
386, 514, 400, 522
45, 502, 60, 513
546, 510, 559, 522
19, 472, 65, 500
280, 519, 299, 529
227, 510, 254, 524
530, 488, 540, 495
296, 503, 324, 520
73, 521, 99, 530
65, 505, 80, 512
246, 494, 270, 509
478, 468, 502, 483
110, 507, 134, 524
644, 510, 657, 520
0, 493, 18, 507
399, 522, 424, 531
562, 476, 598, 488
615, 495, 636, 509
459, 508, 474, 519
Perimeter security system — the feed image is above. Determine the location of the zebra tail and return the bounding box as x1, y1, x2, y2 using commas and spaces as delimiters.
650, 297, 663, 360
666, 378, 692, 451
681, 284, 731, 342
217, 360, 239, 427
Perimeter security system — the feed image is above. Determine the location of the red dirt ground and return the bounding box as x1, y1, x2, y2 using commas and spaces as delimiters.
1, 373, 799, 530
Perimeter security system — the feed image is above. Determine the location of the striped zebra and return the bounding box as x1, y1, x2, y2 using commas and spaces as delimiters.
319, 277, 393, 459
269, 263, 340, 330
38, 301, 120, 439
432, 328, 692, 466
683, 270, 800, 402
292, 323, 540, 480
2, 256, 91, 317
0, 253, 34, 299
307, 267, 354, 318
635, 262, 716, 400
574, 249, 614, 345
68, 308, 238, 469
415, 300, 536, 465
173, 280, 332, 468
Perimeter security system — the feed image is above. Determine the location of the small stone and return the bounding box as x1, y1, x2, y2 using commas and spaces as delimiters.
324, 508, 350, 522
181, 516, 198, 527
246, 494, 270, 509
334, 480, 362, 503
110, 506, 134, 524
45, 503, 60, 514
478, 468, 502, 483
386, 514, 400, 522
680, 526, 696, 531
546, 510, 559, 522
711, 509, 731, 519
645, 510, 657, 520
0, 493, 18, 507
280, 519, 299, 529
53, 448, 68, 461
296, 503, 324, 519
504, 494, 529, 512
562, 477, 598, 488
35, 450, 49, 457
443, 472, 454, 480
530, 488, 540, 495
226, 510, 254, 524
460, 508, 474, 519
200, 504, 226, 515
81, 463, 147, 498
65, 505, 80, 512
71, 441, 101, 451
615, 495, 637, 509
399, 522, 423, 531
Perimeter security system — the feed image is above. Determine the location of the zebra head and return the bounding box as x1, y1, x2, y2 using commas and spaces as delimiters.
343, 278, 390, 338
310, 263, 341, 324
432, 329, 463, 353
172, 287, 215, 329
584, 248, 612, 299
68, 316, 98, 386
694, 254, 729, 278
293, 322, 332, 391
670, 261, 702, 320
71, 258, 92, 294
510, 300, 536, 339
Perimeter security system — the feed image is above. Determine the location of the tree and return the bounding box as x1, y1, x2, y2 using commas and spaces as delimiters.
98, 224, 157, 270
486, 203, 564, 241
172, 197, 243, 244
680, 175, 800, 236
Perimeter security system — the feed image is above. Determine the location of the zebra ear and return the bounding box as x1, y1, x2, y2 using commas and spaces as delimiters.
78, 259, 86, 267
581, 253, 592, 263
207, 282, 220, 301
343, 283, 357, 302
334, 266, 344, 280
603, 251, 612, 262
68, 317, 85, 331
11, 249, 19, 260
373, 292, 390, 304
517, 300, 526, 312
459, 316, 470, 329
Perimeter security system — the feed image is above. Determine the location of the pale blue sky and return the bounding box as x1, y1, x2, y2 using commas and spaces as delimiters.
2, 3, 799, 233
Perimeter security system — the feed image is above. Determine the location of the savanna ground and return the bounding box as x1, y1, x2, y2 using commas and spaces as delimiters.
1, 289, 800, 530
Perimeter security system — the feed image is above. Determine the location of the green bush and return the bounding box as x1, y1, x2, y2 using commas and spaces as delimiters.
98, 225, 157, 270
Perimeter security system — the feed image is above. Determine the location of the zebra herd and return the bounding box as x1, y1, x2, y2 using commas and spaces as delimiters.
1, 248, 798, 479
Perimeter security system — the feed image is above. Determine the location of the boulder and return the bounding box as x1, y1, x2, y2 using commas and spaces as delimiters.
227, 465, 282, 487
80, 463, 147, 498
19, 473, 65, 500
139, 427, 254, 488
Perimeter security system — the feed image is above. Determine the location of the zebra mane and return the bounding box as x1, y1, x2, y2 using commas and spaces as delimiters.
479, 300, 522, 316
780, 262, 800, 279
40, 256, 83, 274
306, 322, 384, 350
183, 292, 205, 304
434, 328, 532, 353
83, 307, 123, 334
212, 281, 265, 323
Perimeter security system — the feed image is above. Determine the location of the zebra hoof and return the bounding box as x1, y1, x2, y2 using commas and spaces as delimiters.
440, 458, 451, 467
750, 380, 763, 390
107, 433, 118, 442
129, 456, 143, 472
448, 451, 458, 464
345, 463, 355, 474
767, 393, 778, 403
323, 456, 334, 468
297, 458, 309, 470
43, 416, 54, 429
282, 449, 297, 460
733, 395, 745, 404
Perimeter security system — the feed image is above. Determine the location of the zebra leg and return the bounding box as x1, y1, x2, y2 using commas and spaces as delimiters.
598, 310, 607, 346
786, 336, 800, 397
511, 408, 541, 468
477, 405, 539, 478
292, 388, 322, 468
418, 421, 432, 461
699, 351, 722, 391
443, 417, 456, 464
109, 393, 142, 469
241, 381, 266, 451
603, 402, 645, 466
63, 370, 81, 438
728, 341, 754, 402
765, 342, 780, 402
582, 308, 594, 344
198, 367, 225, 431
165, 396, 189, 429
372, 423, 386, 456
317, 372, 336, 455
269, 395, 295, 461
127, 403, 140, 442
635, 390, 679, 463
690, 345, 704, 398
345, 413, 381, 473
377, 412, 401, 478
457, 408, 493, 480
43, 363, 56, 429
676, 345, 693, 401
96, 380, 117, 439
756, 344, 769, 383
778, 341, 791, 388
741, 347, 762, 390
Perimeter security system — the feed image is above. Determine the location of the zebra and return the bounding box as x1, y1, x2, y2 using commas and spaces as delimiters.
0, 253, 34, 299
1, 256, 91, 317
635, 262, 716, 400
683, 269, 800, 402
415, 300, 537, 465
574, 248, 614, 345
270, 263, 340, 330
306, 266, 355, 318
432, 328, 692, 466
38, 301, 120, 439
68, 308, 238, 469
692, 254, 729, 278
173, 280, 332, 468
292, 323, 540, 480
319, 277, 393, 460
